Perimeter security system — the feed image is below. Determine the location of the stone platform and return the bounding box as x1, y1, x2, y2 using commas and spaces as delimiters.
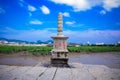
0, 63, 120, 80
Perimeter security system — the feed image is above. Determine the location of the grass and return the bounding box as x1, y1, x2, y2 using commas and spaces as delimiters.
0, 45, 120, 55
68, 46, 120, 52
0, 45, 52, 55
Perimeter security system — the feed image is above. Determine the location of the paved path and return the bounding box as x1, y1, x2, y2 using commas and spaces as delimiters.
0, 63, 120, 80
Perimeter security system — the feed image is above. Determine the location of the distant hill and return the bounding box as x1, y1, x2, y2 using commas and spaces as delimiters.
0, 38, 29, 43
36, 40, 53, 44
0, 38, 53, 44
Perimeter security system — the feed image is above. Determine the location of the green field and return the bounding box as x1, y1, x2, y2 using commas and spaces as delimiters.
68, 46, 120, 52
0, 45, 52, 55
0, 45, 120, 55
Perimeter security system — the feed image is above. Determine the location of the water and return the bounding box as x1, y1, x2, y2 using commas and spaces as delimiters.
0, 57, 39, 66
69, 53, 120, 69
0, 52, 120, 69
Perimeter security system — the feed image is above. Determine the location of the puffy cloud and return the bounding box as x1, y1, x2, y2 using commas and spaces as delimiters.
62, 12, 70, 17
29, 20, 42, 25
50, 0, 120, 13
0, 8, 5, 14
28, 5, 36, 12
103, 0, 120, 11
40, 5, 50, 14
51, 0, 91, 12
65, 21, 75, 25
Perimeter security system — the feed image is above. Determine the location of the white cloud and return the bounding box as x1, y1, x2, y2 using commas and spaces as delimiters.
62, 12, 70, 17
51, 0, 95, 12
0, 8, 5, 14
18, 0, 36, 16
64, 29, 120, 43
103, 0, 120, 11
65, 21, 75, 25
50, 0, 120, 13
1, 27, 120, 43
29, 20, 42, 25
100, 10, 106, 15
28, 5, 36, 12
44, 28, 56, 31
1, 27, 55, 41
40, 5, 50, 14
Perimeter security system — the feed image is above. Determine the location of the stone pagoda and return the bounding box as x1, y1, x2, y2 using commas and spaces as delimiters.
51, 12, 69, 67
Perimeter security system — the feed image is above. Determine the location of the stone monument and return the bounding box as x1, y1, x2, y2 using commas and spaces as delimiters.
51, 12, 69, 67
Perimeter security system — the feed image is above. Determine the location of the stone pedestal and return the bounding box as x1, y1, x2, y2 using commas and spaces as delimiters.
51, 36, 69, 67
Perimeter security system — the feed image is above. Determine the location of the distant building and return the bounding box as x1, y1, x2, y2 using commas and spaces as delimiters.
75, 45, 80, 47
0, 40, 8, 45
8, 42, 19, 46
39, 44, 48, 46
95, 42, 104, 46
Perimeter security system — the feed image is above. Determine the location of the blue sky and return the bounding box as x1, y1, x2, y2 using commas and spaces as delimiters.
0, 0, 120, 44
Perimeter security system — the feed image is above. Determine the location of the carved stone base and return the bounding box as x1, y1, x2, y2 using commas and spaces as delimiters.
51, 58, 69, 67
